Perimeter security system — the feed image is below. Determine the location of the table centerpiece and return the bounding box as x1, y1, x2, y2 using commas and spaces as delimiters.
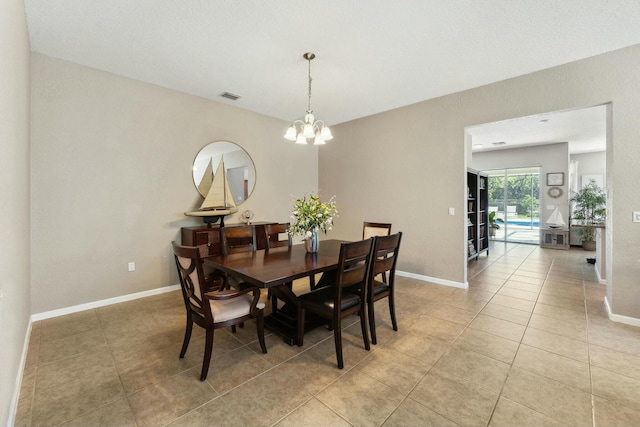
289, 193, 338, 253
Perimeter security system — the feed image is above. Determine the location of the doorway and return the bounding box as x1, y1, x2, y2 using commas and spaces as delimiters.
486, 167, 540, 244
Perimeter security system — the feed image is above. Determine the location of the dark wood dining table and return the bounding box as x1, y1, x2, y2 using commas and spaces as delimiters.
204, 239, 345, 345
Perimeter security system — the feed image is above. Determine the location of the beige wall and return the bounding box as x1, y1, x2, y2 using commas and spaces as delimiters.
1, 0, 31, 424
30, 53, 318, 314
323, 45, 640, 319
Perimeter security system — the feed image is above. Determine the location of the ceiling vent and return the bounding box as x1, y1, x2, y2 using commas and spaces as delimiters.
219, 91, 241, 101
492, 141, 506, 146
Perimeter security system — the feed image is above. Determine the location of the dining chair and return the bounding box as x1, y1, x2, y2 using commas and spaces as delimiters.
221, 224, 257, 292
195, 230, 227, 291
366, 232, 402, 345
296, 238, 374, 369
265, 222, 319, 293
171, 241, 267, 381
363, 222, 392, 283
264, 223, 292, 249
221, 224, 257, 255
363, 222, 392, 240
264, 223, 294, 313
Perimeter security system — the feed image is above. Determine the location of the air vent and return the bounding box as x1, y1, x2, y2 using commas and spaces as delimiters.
492, 141, 506, 146
219, 91, 241, 101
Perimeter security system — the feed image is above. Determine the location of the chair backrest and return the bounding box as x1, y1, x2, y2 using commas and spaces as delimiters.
264, 223, 292, 249
363, 222, 392, 240
369, 232, 402, 281
335, 238, 374, 295
221, 225, 257, 255
172, 241, 211, 321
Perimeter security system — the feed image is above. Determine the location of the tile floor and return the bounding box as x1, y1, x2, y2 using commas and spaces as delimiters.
14, 242, 640, 427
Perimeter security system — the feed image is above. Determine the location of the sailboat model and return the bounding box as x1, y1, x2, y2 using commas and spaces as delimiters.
546, 207, 566, 229
185, 156, 238, 226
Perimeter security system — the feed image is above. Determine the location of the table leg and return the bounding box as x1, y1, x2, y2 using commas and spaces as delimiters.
264, 283, 326, 346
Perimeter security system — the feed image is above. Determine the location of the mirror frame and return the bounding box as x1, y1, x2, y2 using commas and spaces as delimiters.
192, 140, 256, 205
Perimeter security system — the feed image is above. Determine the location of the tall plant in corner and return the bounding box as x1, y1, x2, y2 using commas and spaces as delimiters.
569, 179, 606, 247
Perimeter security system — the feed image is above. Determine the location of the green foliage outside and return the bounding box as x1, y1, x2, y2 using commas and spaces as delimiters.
488, 174, 540, 220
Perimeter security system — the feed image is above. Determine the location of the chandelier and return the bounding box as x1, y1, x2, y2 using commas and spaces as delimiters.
284, 53, 333, 145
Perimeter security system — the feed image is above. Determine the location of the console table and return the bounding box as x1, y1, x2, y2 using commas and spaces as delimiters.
181, 222, 274, 257
540, 227, 569, 250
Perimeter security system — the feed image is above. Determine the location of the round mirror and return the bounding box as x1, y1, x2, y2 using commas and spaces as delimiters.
192, 141, 256, 205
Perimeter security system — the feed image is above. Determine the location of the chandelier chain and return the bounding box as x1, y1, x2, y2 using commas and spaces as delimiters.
307, 57, 312, 112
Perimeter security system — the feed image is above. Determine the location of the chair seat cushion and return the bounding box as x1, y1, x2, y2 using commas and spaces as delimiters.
372, 281, 390, 296
300, 287, 361, 311
211, 294, 265, 323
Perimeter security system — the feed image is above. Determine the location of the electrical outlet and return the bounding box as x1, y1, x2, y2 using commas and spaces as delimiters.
634, 211, 640, 223
128, 262, 135, 272
448, 207, 455, 215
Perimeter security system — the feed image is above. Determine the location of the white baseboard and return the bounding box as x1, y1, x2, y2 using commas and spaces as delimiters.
31, 284, 181, 322
595, 266, 606, 285
396, 270, 467, 289
8, 319, 32, 427
604, 296, 640, 327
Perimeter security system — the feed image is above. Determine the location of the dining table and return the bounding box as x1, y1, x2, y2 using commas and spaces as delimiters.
204, 239, 346, 345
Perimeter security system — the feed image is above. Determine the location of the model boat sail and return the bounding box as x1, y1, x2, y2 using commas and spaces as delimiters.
185, 156, 238, 224
197, 158, 214, 197
546, 207, 566, 228
200, 157, 238, 211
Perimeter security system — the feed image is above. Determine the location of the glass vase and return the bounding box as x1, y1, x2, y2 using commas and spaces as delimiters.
304, 229, 319, 253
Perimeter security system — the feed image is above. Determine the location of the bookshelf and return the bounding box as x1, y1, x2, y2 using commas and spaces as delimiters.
467, 168, 489, 261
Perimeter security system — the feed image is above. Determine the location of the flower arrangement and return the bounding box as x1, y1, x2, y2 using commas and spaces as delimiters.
289, 193, 338, 237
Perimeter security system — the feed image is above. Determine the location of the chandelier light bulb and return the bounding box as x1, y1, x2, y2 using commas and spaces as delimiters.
284, 126, 297, 141
320, 126, 333, 141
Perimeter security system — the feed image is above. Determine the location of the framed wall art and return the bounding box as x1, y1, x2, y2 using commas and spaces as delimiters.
547, 172, 564, 186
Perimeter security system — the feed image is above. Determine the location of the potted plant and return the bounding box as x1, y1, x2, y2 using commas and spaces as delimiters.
569, 180, 606, 251
488, 211, 504, 238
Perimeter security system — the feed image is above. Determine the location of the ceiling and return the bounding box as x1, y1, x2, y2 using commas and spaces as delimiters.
468, 105, 607, 154
25, 1, 640, 151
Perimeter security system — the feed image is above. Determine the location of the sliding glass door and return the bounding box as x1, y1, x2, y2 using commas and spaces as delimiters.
486, 167, 540, 244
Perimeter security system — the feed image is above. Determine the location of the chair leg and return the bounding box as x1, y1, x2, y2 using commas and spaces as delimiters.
256, 311, 267, 354
359, 305, 370, 351
231, 325, 236, 333
200, 329, 214, 381
333, 317, 344, 369
180, 318, 193, 358
389, 293, 398, 331
368, 299, 377, 345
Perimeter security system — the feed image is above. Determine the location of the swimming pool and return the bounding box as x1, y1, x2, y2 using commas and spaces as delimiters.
507, 219, 540, 227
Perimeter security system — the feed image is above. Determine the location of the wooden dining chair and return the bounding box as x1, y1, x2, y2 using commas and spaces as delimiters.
195, 230, 227, 291
264, 223, 294, 313
221, 224, 257, 255
296, 238, 374, 369
363, 222, 392, 283
363, 222, 392, 240
172, 241, 267, 381
264, 223, 292, 249
366, 232, 402, 345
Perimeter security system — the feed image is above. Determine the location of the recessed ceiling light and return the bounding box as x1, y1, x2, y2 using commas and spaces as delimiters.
473, 144, 483, 149
492, 141, 506, 146
539, 119, 549, 123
